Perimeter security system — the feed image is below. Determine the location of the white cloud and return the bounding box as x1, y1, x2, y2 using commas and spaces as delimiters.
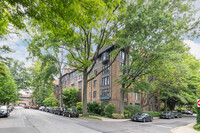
184, 40, 200, 60
0, 32, 33, 67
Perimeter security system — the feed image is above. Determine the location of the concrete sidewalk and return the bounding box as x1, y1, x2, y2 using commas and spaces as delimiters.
171, 122, 199, 133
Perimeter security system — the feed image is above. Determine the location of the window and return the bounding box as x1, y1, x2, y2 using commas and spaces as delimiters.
130, 103, 133, 105
102, 52, 109, 61
124, 93, 127, 98
120, 51, 125, 60
93, 91, 97, 98
71, 84, 74, 88
135, 93, 140, 100
89, 81, 92, 87
102, 64, 110, 75
94, 80, 97, 87
100, 88, 109, 97
78, 81, 82, 89
94, 70, 97, 76
120, 62, 124, 72
79, 74, 82, 80
129, 92, 132, 97
102, 76, 110, 86
89, 92, 91, 97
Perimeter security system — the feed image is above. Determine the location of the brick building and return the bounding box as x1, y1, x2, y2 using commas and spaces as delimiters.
61, 45, 159, 111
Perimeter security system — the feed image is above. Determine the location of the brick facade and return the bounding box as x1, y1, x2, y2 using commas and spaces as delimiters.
61, 45, 158, 112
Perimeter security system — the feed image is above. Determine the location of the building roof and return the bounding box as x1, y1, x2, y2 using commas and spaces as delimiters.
19, 94, 31, 98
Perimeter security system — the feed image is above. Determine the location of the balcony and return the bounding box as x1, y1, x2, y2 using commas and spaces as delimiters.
100, 96, 111, 100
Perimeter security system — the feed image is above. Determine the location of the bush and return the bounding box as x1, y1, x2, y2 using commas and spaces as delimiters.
76, 102, 83, 114
112, 113, 125, 119
197, 106, 200, 124
144, 111, 161, 117
105, 104, 115, 118
87, 102, 103, 115
124, 110, 131, 118
124, 105, 142, 116
194, 124, 200, 131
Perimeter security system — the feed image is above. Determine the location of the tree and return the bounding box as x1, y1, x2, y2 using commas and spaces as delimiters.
11, 0, 125, 116
8, 60, 31, 90
27, 35, 68, 107
117, 0, 196, 114
28, 62, 55, 106
0, 64, 18, 104
63, 88, 81, 107
43, 93, 58, 107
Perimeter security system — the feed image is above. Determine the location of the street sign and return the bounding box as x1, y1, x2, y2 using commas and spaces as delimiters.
197, 99, 200, 107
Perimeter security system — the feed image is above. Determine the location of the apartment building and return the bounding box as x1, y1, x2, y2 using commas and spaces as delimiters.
61, 45, 159, 111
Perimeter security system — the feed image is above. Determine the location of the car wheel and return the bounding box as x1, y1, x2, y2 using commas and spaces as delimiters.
150, 117, 153, 122
143, 118, 146, 122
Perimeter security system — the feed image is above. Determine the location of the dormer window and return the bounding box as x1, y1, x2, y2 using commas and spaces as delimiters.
102, 52, 109, 64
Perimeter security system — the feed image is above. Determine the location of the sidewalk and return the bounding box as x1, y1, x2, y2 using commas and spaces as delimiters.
90, 116, 159, 122
171, 122, 199, 133
93, 116, 130, 122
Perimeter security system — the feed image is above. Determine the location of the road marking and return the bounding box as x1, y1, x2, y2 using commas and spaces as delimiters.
41, 118, 52, 124
141, 123, 172, 129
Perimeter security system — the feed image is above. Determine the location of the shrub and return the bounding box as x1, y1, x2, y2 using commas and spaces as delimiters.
144, 111, 161, 117
76, 102, 83, 114
105, 104, 115, 118
87, 102, 103, 115
124, 105, 142, 116
194, 124, 200, 131
112, 113, 125, 119
124, 110, 131, 118
197, 106, 200, 124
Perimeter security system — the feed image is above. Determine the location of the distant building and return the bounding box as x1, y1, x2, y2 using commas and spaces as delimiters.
19, 94, 32, 105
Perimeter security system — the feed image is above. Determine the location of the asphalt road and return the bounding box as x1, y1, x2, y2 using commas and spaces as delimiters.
0, 107, 196, 133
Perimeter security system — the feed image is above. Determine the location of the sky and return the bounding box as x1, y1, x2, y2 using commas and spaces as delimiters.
0, 1, 200, 67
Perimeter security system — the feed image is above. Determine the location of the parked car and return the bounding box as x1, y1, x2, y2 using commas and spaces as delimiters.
160, 111, 175, 119
63, 108, 79, 117
8, 105, 13, 112
54, 107, 64, 115
131, 112, 153, 122
24, 105, 30, 109
39, 106, 45, 111
0, 105, 10, 117
48, 107, 54, 113
182, 111, 193, 115
173, 111, 182, 118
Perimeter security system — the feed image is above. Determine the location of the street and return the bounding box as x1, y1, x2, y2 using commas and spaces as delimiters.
0, 107, 196, 133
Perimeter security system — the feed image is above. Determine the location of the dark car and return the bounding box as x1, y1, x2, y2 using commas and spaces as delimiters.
160, 111, 175, 119
0, 105, 10, 117
48, 107, 54, 113
39, 106, 45, 111
131, 112, 153, 122
173, 111, 182, 118
182, 111, 193, 115
63, 108, 79, 117
54, 107, 64, 115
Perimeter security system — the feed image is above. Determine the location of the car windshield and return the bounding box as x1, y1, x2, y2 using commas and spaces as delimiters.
163, 111, 170, 114
0, 106, 7, 110
136, 112, 144, 116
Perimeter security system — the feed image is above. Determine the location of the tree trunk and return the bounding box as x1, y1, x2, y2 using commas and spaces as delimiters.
59, 73, 63, 107
164, 99, 167, 111
120, 89, 124, 114
82, 69, 88, 116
